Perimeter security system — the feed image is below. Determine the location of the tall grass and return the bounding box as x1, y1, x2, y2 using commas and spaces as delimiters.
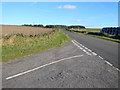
2, 30, 71, 62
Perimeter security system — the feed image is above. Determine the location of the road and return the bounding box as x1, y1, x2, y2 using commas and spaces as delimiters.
2, 30, 119, 88
63, 30, 119, 69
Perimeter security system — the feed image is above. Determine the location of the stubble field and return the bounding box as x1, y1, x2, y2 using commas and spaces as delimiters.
1, 25, 53, 35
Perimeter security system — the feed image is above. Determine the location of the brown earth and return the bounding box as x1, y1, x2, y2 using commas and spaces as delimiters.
1, 25, 53, 35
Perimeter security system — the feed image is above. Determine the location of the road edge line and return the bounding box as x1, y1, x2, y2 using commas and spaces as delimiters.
6, 54, 84, 80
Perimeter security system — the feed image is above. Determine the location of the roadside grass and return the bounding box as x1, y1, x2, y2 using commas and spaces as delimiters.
67, 29, 120, 43
2, 30, 71, 62
70, 29, 101, 32
81, 33, 120, 43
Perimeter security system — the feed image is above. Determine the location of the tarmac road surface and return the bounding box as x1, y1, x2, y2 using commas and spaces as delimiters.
2, 30, 119, 88
63, 30, 119, 69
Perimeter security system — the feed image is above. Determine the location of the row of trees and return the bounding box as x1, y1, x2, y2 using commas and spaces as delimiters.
22, 24, 85, 29
22, 24, 44, 27
67, 25, 85, 29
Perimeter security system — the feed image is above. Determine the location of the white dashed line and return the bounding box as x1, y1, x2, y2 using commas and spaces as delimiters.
98, 56, 104, 60
72, 40, 120, 72
6, 54, 84, 80
72, 40, 97, 56
105, 60, 120, 72
98, 55, 120, 72
72, 40, 92, 55
115, 68, 120, 72
87, 49, 92, 52
105, 61, 113, 67
92, 52, 97, 56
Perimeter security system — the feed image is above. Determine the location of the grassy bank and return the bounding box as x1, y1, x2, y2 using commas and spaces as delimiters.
2, 30, 71, 62
67, 29, 120, 43
81, 33, 120, 43
70, 28, 101, 32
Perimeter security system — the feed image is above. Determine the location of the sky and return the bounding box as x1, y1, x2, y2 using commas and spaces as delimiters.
2, 2, 118, 28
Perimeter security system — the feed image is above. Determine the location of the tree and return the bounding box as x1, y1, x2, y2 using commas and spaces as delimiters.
68, 25, 85, 29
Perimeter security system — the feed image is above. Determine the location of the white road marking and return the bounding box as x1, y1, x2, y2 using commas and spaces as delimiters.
105, 61, 113, 66
72, 40, 120, 72
6, 54, 84, 80
73, 40, 98, 56
115, 68, 120, 72
72, 40, 92, 55
92, 52, 97, 56
98, 56, 104, 60
104, 60, 120, 72
87, 49, 92, 52
98, 55, 120, 72
86, 52, 92, 56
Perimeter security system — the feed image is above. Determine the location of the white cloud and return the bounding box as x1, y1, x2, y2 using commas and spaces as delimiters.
75, 19, 81, 22
57, 5, 77, 9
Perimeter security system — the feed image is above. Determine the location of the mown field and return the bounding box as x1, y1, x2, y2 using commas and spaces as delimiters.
1, 25, 71, 62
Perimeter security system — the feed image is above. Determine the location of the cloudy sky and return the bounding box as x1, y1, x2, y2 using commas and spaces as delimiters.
2, 2, 118, 28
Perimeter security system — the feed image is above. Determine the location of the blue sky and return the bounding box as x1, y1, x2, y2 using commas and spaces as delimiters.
2, 2, 118, 28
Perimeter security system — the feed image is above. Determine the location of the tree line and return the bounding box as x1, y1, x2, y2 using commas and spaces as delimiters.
22, 24, 85, 29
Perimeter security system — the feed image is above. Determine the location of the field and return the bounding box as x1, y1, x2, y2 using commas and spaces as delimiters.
1, 25, 53, 35
1, 25, 71, 62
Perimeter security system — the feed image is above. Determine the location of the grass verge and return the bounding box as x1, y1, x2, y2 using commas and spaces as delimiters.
2, 30, 71, 62
70, 29, 101, 32
67, 29, 120, 43
81, 33, 120, 43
